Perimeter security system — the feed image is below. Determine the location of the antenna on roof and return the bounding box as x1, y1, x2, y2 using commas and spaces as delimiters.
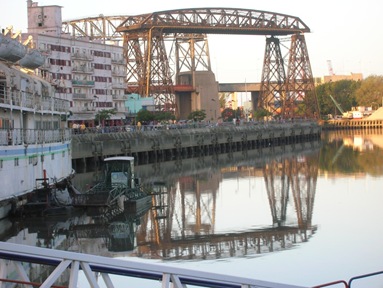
327, 60, 335, 76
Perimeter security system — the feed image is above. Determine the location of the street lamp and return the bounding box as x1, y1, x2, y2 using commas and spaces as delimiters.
129, 96, 136, 125
129, 96, 136, 114
93, 95, 100, 126
211, 98, 217, 121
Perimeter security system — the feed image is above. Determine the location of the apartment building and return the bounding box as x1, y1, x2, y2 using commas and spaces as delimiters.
26, 0, 127, 127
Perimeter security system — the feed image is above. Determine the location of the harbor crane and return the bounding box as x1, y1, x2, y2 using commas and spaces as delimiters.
328, 95, 361, 119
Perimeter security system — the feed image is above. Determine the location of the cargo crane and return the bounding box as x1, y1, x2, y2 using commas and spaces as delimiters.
328, 95, 362, 119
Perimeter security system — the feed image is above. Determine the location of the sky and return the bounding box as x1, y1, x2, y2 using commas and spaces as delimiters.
1, 0, 382, 83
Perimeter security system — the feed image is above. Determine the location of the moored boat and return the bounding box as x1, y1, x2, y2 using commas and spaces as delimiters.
0, 34, 73, 219
70, 156, 152, 218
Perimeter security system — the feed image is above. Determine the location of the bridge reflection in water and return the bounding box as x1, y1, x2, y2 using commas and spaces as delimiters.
2, 140, 320, 263
136, 141, 319, 260
11, 141, 319, 260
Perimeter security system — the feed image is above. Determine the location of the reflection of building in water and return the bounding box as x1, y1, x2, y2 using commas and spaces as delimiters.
135, 144, 320, 260
324, 130, 383, 178
328, 129, 383, 152
343, 136, 374, 151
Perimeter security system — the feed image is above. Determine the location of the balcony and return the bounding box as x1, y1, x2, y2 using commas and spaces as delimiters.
111, 70, 126, 77
112, 95, 128, 101
71, 52, 93, 61
111, 58, 125, 65
70, 106, 95, 113
72, 93, 88, 99
72, 80, 95, 87
72, 66, 94, 74
114, 106, 127, 113
111, 82, 126, 89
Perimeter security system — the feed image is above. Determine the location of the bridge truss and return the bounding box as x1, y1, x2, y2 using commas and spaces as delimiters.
62, 8, 320, 118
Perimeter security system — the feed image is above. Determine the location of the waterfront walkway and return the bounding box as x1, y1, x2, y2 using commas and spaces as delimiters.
71, 120, 321, 171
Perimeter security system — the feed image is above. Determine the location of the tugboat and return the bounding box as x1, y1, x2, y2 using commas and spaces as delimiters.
70, 156, 152, 217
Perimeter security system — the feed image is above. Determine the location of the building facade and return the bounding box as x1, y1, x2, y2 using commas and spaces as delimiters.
25, 0, 128, 127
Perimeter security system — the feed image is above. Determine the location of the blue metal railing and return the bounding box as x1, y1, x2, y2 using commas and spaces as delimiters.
313, 270, 383, 288
0, 242, 305, 288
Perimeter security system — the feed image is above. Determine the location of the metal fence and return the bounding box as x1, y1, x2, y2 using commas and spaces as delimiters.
0, 242, 304, 288
0, 128, 71, 146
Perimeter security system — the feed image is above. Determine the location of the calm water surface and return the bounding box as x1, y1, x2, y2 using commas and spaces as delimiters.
2, 130, 383, 287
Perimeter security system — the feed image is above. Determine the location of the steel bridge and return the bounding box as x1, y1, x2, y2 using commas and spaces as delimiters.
62, 8, 319, 119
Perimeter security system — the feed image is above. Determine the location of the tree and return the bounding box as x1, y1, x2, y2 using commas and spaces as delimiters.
136, 110, 154, 123
316, 80, 359, 117
253, 108, 272, 120
219, 93, 228, 110
188, 110, 206, 122
95, 109, 116, 125
154, 111, 175, 122
220, 108, 233, 122
354, 75, 383, 108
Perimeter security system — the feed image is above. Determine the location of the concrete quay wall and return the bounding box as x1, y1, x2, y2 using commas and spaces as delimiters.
71, 121, 321, 171
323, 119, 383, 130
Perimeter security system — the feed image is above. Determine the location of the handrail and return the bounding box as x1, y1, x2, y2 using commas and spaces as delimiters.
312, 280, 348, 288
313, 270, 383, 288
0, 242, 305, 288
348, 270, 383, 287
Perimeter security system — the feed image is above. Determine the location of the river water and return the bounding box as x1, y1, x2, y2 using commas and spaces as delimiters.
1, 130, 383, 287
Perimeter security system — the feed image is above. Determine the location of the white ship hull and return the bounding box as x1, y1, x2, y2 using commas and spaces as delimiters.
0, 37, 73, 219
1, 139, 73, 200
0, 141, 73, 219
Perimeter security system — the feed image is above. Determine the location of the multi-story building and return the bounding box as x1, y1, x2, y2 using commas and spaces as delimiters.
314, 72, 363, 85
25, 0, 127, 127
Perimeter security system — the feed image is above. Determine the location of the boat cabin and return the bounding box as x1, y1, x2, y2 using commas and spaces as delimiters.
104, 156, 136, 189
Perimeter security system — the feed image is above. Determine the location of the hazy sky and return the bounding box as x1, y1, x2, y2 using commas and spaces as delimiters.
2, 0, 381, 82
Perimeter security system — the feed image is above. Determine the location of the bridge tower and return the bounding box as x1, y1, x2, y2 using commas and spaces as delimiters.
175, 34, 220, 120
259, 37, 287, 117
285, 33, 319, 119
123, 30, 176, 113
260, 34, 319, 119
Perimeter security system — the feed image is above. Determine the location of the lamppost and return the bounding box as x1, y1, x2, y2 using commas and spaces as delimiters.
93, 95, 100, 126
129, 96, 136, 125
211, 98, 217, 121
